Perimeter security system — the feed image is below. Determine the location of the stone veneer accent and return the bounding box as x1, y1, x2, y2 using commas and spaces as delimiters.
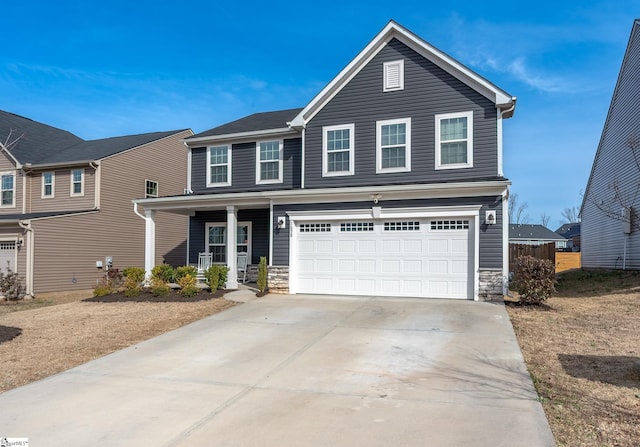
478, 269, 505, 302
267, 266, 290, 294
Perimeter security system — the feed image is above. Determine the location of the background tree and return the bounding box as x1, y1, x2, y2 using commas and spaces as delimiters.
561, 206, 581, 224
509, 193, 530, 224
540, 212, 551, 227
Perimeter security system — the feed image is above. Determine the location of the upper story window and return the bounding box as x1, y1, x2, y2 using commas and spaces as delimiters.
71, 169, 84, 196
42, 171, 54, 198
256, 140, 283, 184
0, 172, 15, 207
145, 179, 158, 198
376, 118, 411, 173
207, 145, 231, 187
383, 60, 404, 92
323, 124, 355, 177
435, 111, 473, 170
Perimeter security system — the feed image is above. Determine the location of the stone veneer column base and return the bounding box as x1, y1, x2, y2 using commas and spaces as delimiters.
478, 269, 506, 302
267, 266, 289, 294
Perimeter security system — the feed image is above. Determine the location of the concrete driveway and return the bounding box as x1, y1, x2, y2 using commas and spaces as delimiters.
0, 293, 555, 446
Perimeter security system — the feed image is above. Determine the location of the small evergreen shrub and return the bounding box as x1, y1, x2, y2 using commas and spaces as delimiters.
152, 264, 174, 283
0, 265, 24, 300
257, 257, 268, 293
93, 279, 115, 297
122, 266, 146, 284
150, 277, 171, 297
204, 265, 229, 290
511, 255, 556, 305
177, 273, 199, 298
122, 266, 145, 297
174, 265, 197, 282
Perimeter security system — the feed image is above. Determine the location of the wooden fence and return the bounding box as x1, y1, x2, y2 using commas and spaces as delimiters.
555, 252, 581, 273
509, 243, 556, 273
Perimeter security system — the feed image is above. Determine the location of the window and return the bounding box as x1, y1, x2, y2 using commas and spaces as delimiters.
71, 169, 84, 196
430, 220, 470, 230
340, 222, 374, 232
376, 118, 411, 173
256, 140, 283, 184
206, 222, 251, 264
383, 60, 404, 92
384, 221, 420, 231
145, 180, 158, 198
436, 111, 473, 169
42, 172, 54, 198
207, 145, 231, 186
0, 173, 15, 207
299, 223, 331, 233
323, 124, 355, 176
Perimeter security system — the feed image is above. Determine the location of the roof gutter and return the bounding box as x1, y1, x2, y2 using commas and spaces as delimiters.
22, 159, 98, 171
185, 127, 299, 146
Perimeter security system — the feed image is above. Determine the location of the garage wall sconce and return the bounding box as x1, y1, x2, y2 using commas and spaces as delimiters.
277, 216, 287, 229
485, 210, 496, 225
370, 193, 382, 204
16, 239, 23, 248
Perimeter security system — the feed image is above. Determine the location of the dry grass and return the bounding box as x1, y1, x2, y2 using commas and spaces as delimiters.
0, 289, 237, 393
507, 270, 640, 447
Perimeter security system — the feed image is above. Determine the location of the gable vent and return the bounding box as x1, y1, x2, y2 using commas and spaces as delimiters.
383, 60, 404, 92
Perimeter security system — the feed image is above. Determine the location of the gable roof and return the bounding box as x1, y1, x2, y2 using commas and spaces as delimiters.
509, 224, 567, 242
0, 110, 83, 164
555, 223, 581, 238
189, 108, 303, 141
289, 20, 516, 128
581, 18, 640, 214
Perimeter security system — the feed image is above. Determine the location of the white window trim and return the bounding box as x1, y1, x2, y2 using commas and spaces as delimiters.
70, 168, 84, 197
205, 221, 252, 263
42, 171, 55, 198
255, 140, 284, 185
0, 171, 16, 208
322, 123, 355, 177
376, 117, 411, 174
145, 179, 158, 198
206, 145, 232, 187
383, 59, 405, 92
435, 111, 474, 170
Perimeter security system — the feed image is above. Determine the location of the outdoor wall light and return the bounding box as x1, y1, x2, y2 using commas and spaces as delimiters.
277, 216, 287, 229
485, 210, 496, 225
371, 193, 382, 204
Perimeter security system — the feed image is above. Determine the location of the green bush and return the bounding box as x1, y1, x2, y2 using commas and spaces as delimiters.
174, 265, 197, 282
0, 265, 24, 300
123, 276, 141, 297
150, 277, 171, 297
93, 280, 115, 297
257, 257, 268, 292
204, 265, 229, 290
177, 273, 199, 298
122, 266, 146, 284
511, 256, 556, 305
152, 264, 174, 283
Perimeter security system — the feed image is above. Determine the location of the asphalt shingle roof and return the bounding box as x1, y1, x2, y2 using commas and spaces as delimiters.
189, 108, 303, 139
555, 223, 581, 238
509, 224, 566, 241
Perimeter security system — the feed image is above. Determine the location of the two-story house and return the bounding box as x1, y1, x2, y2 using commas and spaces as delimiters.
134, 21, 516, 300
0, 109, 192, 295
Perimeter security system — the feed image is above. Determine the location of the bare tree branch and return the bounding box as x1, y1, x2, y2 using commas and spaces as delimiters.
509, 193, 530, 224
561, 206, 580, 224
540, 212, 551, 227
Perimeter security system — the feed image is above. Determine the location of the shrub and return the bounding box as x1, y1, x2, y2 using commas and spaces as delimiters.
257, 256, 268, 293
177, 273, 199, 298
150, 277, 171, 297
152, 264, 174, 283
93, 279, 115, 297
511, 255, 556, 305
204, 265, 229, 290
0, 265, 25, 300
122, 266, 146, 284
174, 265, 197, 282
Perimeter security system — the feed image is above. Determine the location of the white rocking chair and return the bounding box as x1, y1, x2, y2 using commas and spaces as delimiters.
237, 252, 248, 284
198, 252, 213, 273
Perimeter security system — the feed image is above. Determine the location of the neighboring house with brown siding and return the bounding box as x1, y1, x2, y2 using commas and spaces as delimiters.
0, 109, 192, 294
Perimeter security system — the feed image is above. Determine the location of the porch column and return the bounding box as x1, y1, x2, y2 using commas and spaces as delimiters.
226, 205, 238, 289
144, 209, 156, 281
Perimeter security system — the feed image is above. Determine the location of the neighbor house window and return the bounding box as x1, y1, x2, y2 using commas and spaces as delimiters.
71, 168, 84, 196
435, 111, 473, 169
383, 60, 404, 92
42, 172, 54, 198
256, 140, 283, 184
145, 179, 158, 198
323, 124, 355, 176
207, 145, 231, 187
0, 172, 15, 207
206, 222, 252, 264
376, 118, 411, 173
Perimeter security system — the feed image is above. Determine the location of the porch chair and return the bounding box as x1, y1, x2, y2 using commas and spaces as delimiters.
237, 252, 248, 284
197, 252, 213, 274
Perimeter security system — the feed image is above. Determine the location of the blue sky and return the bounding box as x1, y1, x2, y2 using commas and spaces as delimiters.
2, 1, 638, 228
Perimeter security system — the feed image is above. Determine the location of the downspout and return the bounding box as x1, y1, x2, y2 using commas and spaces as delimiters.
301, 127, 306, 189
269, 199, 274, 266
185, 142, 192, 193
18, 220, 34, 296
89, 161, 100, 209
497, 101, 516, 178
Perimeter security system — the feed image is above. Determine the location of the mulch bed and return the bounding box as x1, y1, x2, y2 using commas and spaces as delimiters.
0, 325, 22, 344
83, 288, 226, 303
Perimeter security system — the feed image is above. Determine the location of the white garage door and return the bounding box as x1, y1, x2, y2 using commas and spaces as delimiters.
0, 241, 17, 274
293, 218, 473, 299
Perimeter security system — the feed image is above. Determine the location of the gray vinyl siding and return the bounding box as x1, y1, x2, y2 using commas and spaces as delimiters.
272, 196, 504, 268
304, 38, 499, 189
582, 21, 640, 269
190, 137, 302, 193
188, 208, 270, 265
28, 130, 191, 293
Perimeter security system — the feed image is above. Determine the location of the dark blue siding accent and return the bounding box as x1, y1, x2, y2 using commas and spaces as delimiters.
304, 38, 498, 188
273, 196, 504, 268
188, 209, 270, 265
190, 138, 302, 193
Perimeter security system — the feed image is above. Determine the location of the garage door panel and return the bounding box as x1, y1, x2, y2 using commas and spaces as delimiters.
402, 239, 423, 253
382, 240, 401, 253
338, 240, 356, 253
358, 240, 377, 253
358, 259, 376, 273
403, 260, 422, 273
316, 259, 333, 272
428, 239, 449, 253
382, 259, 400, 273
338, 259, 356, 272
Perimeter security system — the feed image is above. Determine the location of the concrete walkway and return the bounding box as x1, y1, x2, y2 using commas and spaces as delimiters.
0, 294, 555, 446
